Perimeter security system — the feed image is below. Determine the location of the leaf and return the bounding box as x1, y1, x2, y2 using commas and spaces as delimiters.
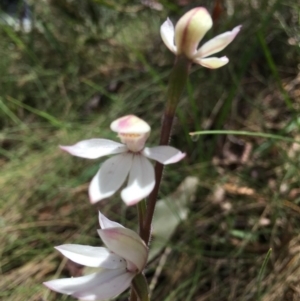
149, 176, 199, 261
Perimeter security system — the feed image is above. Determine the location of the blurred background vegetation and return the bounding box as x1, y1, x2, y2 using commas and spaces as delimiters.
1, 0, 300, 300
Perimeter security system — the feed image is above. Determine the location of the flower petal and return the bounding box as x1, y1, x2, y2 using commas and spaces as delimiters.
121, 155, 155, 206
55, 244, 126, 269
89, 153, 133, 203
98, 211, 124, 229
98, 227, 148, 272
160, 18, 177, 54
195, 56, 229, 69
142, 146, 185, 165
44, 273, 99, 296
194, 25, 242, 58
60, 139, 127, 159
44, 269, 133, 301
74, 272, 134, 301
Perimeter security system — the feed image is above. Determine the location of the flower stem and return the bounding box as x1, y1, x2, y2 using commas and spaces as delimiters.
129, 288, 138, 301
131, 56, 190, 301
141, 55, 191, 245
137, 199, 147, 235
131, 200, 146, 301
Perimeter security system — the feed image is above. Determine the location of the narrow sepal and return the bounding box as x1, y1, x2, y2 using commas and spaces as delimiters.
196, 56, 229, 69
55, 244, 126, 269
142, 146, 185, 164
194, 25, 242, 59
60, 139, 126, 159
160, 18, 177, 54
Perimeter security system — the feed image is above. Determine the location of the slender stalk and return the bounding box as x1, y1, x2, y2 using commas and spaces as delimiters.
129, 288, 138, 301
137, 199, 147, 235
141, 55, 191, 244
130, 201, 146, 301
131, 56, 190, 301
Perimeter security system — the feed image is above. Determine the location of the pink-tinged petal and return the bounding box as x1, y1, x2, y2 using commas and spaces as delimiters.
44, 269, 133, 301
55, 245, 126, 269
110, 115, 150, 135
89, 153, 133, 203
121, 156, 155, 206
194, 25, 242, 58
160, 18, 177, 54
142, 146, 185, 165
196, 56, 229, 69
98, 227, 148, 272
60, 139, 127, 159
98, 211, 124, 229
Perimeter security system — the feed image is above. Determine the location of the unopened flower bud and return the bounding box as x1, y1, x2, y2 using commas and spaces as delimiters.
175, 7, 212, 58
160, 7, 241, 69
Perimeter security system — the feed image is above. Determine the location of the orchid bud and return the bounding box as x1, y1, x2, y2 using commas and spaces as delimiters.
161, 7, 241, 69
175, 7, 212, 58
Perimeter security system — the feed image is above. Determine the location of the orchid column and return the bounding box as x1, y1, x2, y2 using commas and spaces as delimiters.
142, 7, 241, 245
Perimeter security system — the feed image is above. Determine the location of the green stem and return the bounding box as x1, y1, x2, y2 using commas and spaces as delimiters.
137, 199, 147, 235
130, 203, 146, 301
131, 56, 190, 301
129, 288, 138, 301
141, 55, 191, 245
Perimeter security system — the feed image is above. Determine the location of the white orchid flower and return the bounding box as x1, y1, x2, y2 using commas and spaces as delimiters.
44, 212, 148, 301
60, 115, 185, 206
160, 7, 241, 69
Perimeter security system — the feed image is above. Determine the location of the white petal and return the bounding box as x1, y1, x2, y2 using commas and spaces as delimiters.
195, 56, 229, 69
160, 18, 177, 54
121, 155, 155, 206
98, 227, 148, 272
44, 269, 133, 301
60, 139, 127, 159
142, 146, 185, 165
44, 272, 99, 296
89, 153, 133, 203
98, 211, 124, 229
194, 25, 242, 58
74, 272, 133, 300
55, 244, 126, 269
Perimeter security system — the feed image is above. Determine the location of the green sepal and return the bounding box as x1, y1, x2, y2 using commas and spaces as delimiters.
132, 273, 149, 301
